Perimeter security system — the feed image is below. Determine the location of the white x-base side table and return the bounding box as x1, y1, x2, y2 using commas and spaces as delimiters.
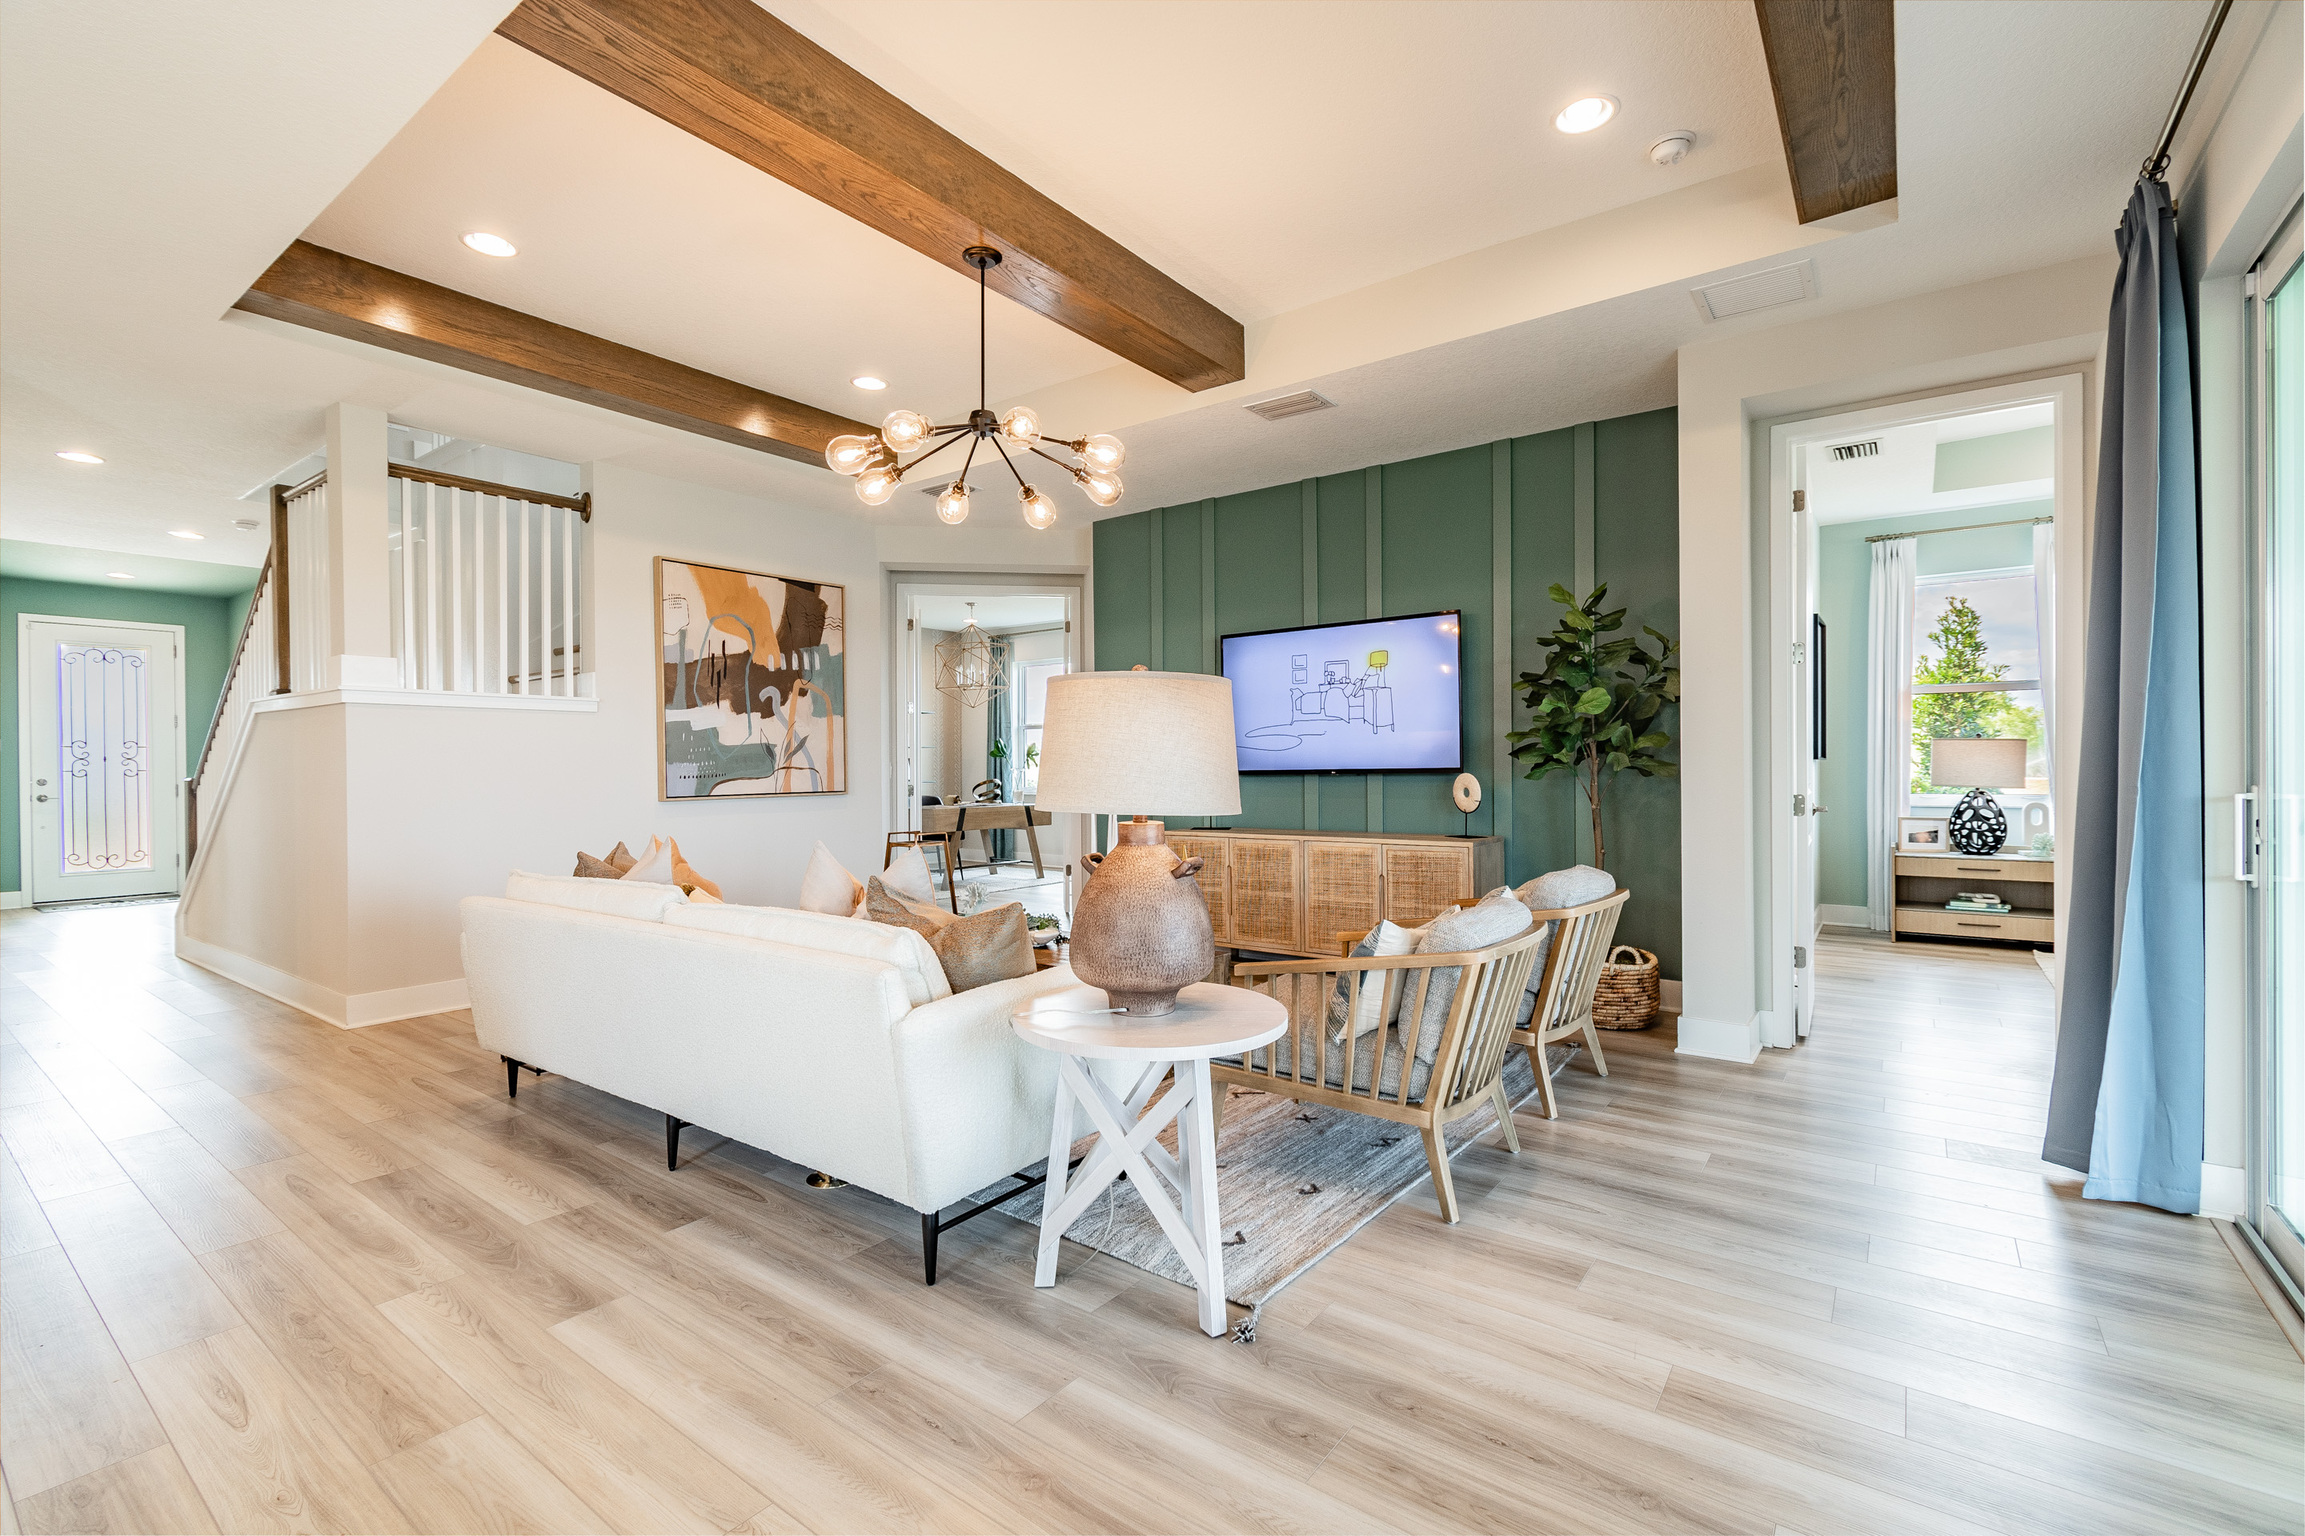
1013, 982, 1287, 1337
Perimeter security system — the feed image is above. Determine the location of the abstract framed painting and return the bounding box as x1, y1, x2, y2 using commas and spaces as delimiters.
656, 557, 846, 798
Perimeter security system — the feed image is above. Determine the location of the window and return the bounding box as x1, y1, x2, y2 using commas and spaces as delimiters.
1016, 656, 1067, 793
1909, 564, 2049, 805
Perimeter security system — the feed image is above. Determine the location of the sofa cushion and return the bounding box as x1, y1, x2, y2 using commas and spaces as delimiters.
1405, 890, 1532, 1062
573, 851, 622, 879
880, 844, 939, 904
622, 836, 678, 884
929, 902, 1037, 993
668, 838, 723, 901
866, 876, 956, 941
668, 902, 952, 1006
800, 841, 865, 916
1327, 919, 1418, 1042
505, 870, 688, 921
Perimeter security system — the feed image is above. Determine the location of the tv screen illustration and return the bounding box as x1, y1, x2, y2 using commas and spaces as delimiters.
1220, 612, 1463, 773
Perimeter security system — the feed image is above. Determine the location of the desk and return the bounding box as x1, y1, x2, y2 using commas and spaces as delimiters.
919, 803, 1053, 877
1013, 982, 1286, 1337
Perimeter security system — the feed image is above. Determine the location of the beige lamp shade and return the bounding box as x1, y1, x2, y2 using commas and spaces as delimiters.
1034, 670, 1242, 816
1929, 736, 2027, 788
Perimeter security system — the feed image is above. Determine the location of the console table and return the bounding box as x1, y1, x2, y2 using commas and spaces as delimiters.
1160, 827, 1504, 958
1892, 848, 2053, 947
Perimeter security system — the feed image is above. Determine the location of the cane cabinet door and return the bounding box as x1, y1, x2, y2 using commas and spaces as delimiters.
1306, 840, 1383, 953
1227, 837, 1305, 953
1382, 842, 1473, 927
1167, 832, 1231, 944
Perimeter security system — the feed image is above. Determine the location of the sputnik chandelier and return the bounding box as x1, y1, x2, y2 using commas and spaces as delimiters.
823, 246, 1125, 527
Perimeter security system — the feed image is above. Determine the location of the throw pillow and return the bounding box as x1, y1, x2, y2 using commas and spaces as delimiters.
928, 902, 1037, 993
879, 843, 939, 904
865, 875, 956, 942
799, 841, 864, 916
1326, 919, 1418, 1042
573, 851, 622, 880
622, 836, 678, 884
1511, 865, 1617, 1025
668, 838, 722, 901
606, 841, 636, 874
1404, 890, 1533, 1062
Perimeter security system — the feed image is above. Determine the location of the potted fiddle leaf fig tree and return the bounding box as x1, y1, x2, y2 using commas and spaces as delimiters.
1508, 583, 1679, 871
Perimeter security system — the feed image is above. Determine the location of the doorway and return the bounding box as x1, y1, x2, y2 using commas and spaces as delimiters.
1765, 374, 2085, 1048
889, 577, 1081, 923
16, 615, 186, 904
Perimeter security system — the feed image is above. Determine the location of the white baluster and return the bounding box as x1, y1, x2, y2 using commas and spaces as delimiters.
450, 487, 465, 691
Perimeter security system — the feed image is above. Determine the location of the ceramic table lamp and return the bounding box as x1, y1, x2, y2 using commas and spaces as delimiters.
1034, 669, 1241, 1015
1929, 736, 2028, 854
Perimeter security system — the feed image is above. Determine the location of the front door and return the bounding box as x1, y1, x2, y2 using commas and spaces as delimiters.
22, 617, 184, 903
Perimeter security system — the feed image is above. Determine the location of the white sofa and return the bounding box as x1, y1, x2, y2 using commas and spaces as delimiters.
460, 871, 1095, 1282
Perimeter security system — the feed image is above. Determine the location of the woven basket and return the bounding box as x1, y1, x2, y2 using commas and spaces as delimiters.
1592, 945, 1660, 1030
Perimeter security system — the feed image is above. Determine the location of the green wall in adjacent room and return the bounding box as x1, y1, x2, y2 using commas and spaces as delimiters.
1814, 501, 2048, 911
1, 575, 249, 894
1091, 408, 1683, 977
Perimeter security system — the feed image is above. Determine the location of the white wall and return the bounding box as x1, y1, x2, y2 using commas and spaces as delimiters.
1674, 257, 2111, 1060
2171, 0, 2302, 1217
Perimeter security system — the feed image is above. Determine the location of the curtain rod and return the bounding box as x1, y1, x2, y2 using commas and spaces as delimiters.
2144, 0, 2233, 180
1865, 515, 2053, 544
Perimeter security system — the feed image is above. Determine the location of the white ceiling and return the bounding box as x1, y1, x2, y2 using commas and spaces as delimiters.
0, 0, 2236, 567
1808, 403, 2056, 523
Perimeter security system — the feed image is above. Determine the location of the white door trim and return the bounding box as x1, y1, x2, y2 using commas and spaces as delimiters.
16, 612, 190, 903
1763, 373, 2086, 1047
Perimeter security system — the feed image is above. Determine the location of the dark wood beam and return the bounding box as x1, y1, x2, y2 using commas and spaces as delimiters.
496, 0, 1246, 393
1753, 0, 1897, 225
233, 241, 869, 465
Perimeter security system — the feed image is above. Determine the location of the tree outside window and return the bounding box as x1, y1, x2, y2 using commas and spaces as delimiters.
1909, 570, 2048, 799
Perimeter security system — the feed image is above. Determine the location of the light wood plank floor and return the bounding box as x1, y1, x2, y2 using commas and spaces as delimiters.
2, 902, 2297, 1535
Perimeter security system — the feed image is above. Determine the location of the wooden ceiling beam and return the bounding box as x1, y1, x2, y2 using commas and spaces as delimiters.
1752, 0, 1898, 225
495, 0, 1246, 393
233, 241, 870, 465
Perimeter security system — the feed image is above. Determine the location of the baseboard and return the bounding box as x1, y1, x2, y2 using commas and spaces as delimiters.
2200, 1161, 2247, 1220
1674, 1012, 1762, 1063
0, 890, 26, 910
175, 934, 467, 1028
1818, 904, 1869, 930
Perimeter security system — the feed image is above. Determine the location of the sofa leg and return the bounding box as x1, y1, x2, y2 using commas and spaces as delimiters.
502, 1057, 523, 1099
921, 1211, 940, 1286
665, 1115, 686, 1171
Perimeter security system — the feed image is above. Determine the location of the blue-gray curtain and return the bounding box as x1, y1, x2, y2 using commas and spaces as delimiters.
986, 636, 1016, 862
2042, 178, 2204, 1212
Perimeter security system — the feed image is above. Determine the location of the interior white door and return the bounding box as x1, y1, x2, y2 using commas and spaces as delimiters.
1793, 498, 1822, 1039
22, 618, 183, 903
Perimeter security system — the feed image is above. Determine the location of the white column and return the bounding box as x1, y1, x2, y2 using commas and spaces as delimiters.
324, 402, 398, 689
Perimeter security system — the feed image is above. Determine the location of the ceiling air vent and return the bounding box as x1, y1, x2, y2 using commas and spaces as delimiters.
1829, 440, 1880, 461
1690, 260, 1818, 321
1244, 390, 1336, 422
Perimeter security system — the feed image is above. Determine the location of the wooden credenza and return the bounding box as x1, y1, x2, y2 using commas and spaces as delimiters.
1891, 849, 2054, 947
1162, 828, 1505, 958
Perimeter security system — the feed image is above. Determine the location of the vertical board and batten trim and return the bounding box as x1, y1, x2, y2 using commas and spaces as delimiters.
1146, 506, 1164, 666
1364, 464, 1384, 833
1573, 421, 1597, 598
1302, 479, 1320, 831
1491, 439, 1513, 841
1200, 498, 1217, 675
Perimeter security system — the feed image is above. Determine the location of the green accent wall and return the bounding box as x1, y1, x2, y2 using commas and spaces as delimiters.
1092, 407, 1683, 976
1815, 501, 2048, 910
1, 576, 244, 894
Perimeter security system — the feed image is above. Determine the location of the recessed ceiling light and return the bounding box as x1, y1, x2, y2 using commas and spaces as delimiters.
170, 529, 205, 540
1555, 95, 1619, 134
106, 571, 133, 580
56, 450, 103, 464
852, 376, 888, 390
461, 231, 517, 258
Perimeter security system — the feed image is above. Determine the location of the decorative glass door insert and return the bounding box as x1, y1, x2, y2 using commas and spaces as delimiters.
56, 642, 155, 874
22, 618, 182, 904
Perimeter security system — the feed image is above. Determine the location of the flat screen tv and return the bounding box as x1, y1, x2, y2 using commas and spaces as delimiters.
1220, 611, 1463, 774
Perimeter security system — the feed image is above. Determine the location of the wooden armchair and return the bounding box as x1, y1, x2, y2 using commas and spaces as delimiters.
1510, 890, 1629, 1120
1215, 922, 1552, 1222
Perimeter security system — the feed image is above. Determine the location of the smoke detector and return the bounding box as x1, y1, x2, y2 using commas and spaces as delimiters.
231, 518, 261, 531
1649, 131, 1695, 166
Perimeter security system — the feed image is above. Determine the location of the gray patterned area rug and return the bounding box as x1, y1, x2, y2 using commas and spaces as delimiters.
984, 1043, 1572, 1332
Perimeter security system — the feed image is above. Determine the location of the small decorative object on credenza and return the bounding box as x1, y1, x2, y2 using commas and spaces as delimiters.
1929, 736, 2027, 854
1453, 772, 1482, 835
1033, 670, 1242, 1016
1898, 816, 1949, 850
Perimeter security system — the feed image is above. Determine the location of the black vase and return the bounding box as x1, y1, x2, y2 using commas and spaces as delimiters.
1948, 788, 2009, 855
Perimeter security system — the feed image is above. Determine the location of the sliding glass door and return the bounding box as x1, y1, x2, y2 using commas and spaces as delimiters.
2249, 208, 2303, 1292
